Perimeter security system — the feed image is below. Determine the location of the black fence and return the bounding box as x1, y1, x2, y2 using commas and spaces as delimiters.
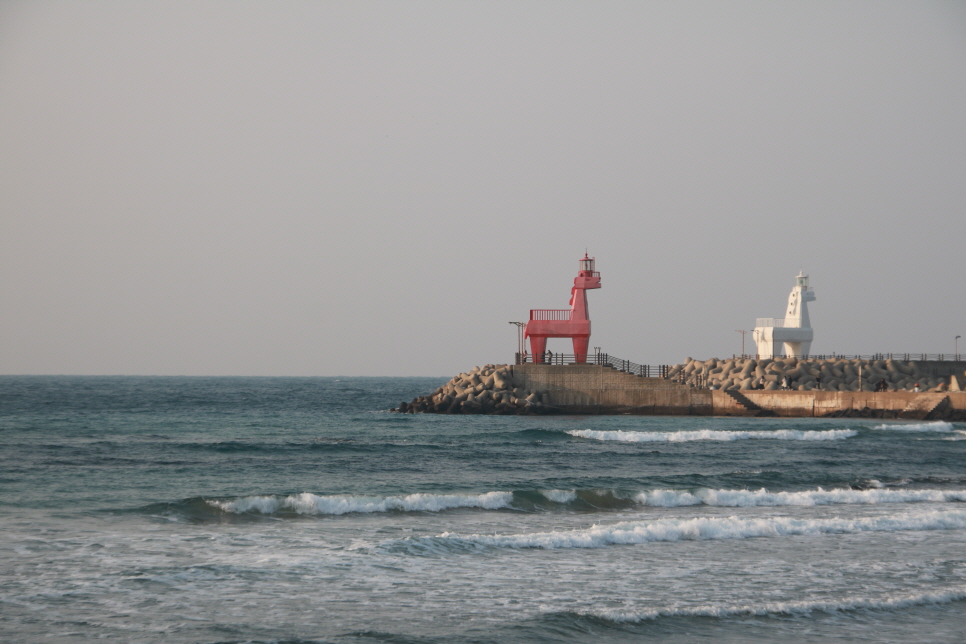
736, 354, 965, 362
515, 352, 671, 378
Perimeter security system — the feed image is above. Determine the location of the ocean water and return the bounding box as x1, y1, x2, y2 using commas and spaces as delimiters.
3, 376, 966, 643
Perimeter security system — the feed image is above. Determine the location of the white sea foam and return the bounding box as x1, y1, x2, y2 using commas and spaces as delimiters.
635, 487, 966, 507
872, 421, 955, 432
424, 508, 966, 550
567, 428, 857, 442
208, 491, 513, 515
568, 587, 966, 622
541, 490, 578, 503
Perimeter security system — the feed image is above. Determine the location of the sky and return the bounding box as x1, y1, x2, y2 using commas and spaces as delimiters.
1, 1, 965, 377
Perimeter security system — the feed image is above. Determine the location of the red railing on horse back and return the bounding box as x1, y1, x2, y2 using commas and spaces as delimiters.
529, 309, 572, 321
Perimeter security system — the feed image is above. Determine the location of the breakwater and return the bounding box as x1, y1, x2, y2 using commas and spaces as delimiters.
395, 359, 966, 419
671, 356, 964, 392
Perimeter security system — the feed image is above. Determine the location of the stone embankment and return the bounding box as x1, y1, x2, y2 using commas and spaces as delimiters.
670, 357, 962, 393
392, 364, 552, 414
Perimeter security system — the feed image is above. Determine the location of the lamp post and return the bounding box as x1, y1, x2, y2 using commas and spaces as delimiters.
957, 335, 961, 358
735, 330, 747, 357
509, 322, 526, 357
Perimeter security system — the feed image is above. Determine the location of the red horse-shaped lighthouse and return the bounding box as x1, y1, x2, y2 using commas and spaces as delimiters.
525, 254, 601, 363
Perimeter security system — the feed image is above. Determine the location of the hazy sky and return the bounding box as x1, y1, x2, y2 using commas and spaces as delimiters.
2, 1, 965, 376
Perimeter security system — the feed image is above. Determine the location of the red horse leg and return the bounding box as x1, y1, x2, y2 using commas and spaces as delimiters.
529, 336, 547, 363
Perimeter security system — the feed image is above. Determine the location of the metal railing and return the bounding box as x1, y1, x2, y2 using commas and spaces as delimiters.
598, 353, 671, 378
737, 353, 964, 362
515, 351, 671, 378
529, 309, 572, 321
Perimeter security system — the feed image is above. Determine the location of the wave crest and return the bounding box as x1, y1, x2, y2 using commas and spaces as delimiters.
567, 428, 857, 442
567, 587, 966, 622
395, 508, 966, 552
636, 486, 966, 507
872, 421, 955, 432
207, 491, 513, 515
540, 490, 578, 504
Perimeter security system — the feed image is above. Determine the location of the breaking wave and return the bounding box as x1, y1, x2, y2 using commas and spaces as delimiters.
564, 587, 966, 622
207, 491, 514, 515
391, 508, 966, 552
635, 486, 966, 507
540, 489, 578, 504
567, 428, 857, 442
872, 421, 955, 432
142, 484, 966, 521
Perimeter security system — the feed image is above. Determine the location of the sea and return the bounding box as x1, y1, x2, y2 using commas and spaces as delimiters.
3, 375, 966, 643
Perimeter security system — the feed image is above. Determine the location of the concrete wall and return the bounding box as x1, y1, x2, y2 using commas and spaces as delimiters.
511, 364, 711, 415
737, 391, 966, 417
512, 364, 966, 418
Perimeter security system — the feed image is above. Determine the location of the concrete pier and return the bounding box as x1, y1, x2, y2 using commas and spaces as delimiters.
511, 364, 966, 419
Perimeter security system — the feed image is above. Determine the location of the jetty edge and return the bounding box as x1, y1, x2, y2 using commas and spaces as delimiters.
392, 364, 555, 415
393, 357, 966, 420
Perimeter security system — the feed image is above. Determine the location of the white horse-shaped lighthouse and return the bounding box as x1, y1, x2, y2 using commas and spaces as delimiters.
752, 272, 816, 359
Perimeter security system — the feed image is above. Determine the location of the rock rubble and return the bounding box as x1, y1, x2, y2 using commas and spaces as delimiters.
670, 357, 960, 392
392, 364, 551, 414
